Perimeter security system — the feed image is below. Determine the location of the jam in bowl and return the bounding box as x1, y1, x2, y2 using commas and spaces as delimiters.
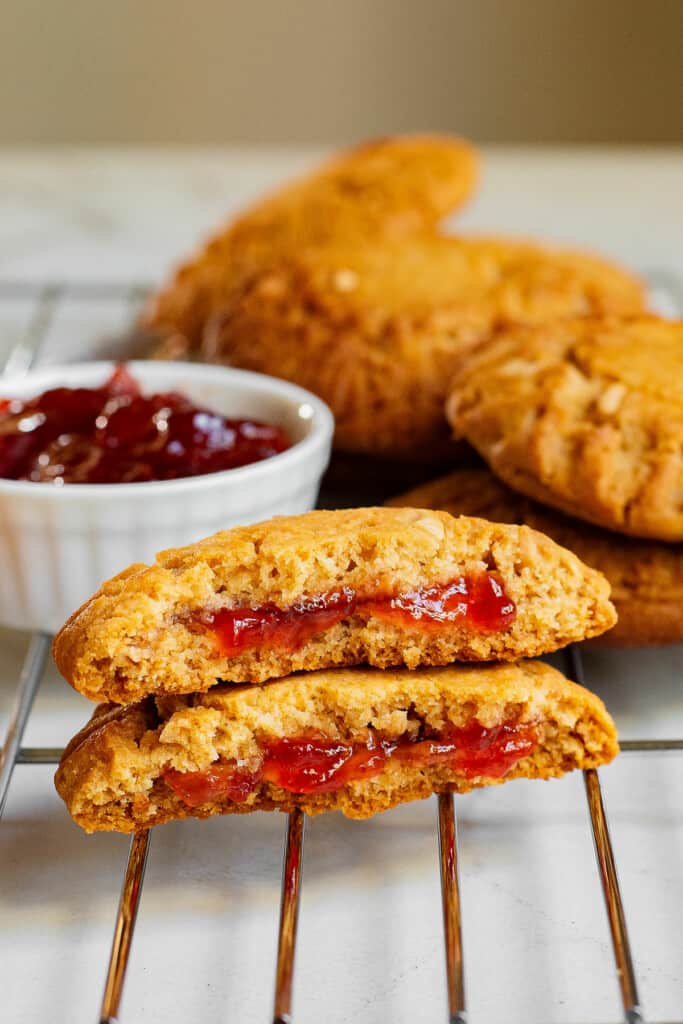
0, 360, 333, 632
0, 364, 292, 485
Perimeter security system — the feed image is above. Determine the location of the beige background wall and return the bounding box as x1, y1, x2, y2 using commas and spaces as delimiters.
1, 0, 681, 144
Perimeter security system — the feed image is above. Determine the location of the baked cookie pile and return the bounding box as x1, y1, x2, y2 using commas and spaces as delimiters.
142, 135, 645, 460
53, 508, 619, 832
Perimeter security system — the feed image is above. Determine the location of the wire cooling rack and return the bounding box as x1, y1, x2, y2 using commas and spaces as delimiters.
0, 279, 681, 1024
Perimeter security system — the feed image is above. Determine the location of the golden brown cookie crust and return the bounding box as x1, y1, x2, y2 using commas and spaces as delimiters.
201, 234, 644, 460
390, 467, 683, 647
141, 134, 644, 459
53, 508, 616, 704
142, 134, 479, 349
446, 316, 683, 541
55, 661, 619, 833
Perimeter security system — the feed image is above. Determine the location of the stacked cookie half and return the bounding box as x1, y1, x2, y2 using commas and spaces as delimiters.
54, 508, 619, 833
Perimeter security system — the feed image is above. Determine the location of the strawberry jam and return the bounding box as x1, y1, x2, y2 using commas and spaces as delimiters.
0, 365, 291, 484
205, 589, 357, 657
363, 573, 515, 632
163, 720, 538, 806
388, 721, 539, 778
201, 574, 516, 657
164, 764, 261, 806
261, 735, 389, 793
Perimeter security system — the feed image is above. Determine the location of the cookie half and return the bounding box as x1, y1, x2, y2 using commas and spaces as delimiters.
390, 468, 683, 647
55, 661, 619, 832
142, 134, 479, 350
53, 508, 616, 704
446, 316, 683, 541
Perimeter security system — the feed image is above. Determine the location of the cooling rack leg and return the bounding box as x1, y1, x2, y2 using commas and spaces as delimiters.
0, 632, 51, 818
273, 809, 306, 1024
100, 830, 151, 1024
584, 769, 644, 1024
565, 645, 644, 1024
437, 793, 467, 1024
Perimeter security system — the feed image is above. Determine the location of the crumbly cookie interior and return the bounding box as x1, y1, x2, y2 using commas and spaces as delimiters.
53, 509, 616, 703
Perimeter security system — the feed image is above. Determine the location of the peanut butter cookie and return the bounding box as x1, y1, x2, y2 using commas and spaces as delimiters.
143, 134, 479, 349
142, 136, 644, 459
55, 661, 619, 832
53, 507, 616, 704
203, 236, 644, 458
447, 316, 683, 541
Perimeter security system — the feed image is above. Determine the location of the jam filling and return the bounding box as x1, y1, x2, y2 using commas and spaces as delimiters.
0, 365, 291, 484
164, 720, 539, 807
199, 573, 516, 657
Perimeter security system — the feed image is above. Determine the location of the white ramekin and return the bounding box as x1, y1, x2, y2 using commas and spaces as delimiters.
0, 361, 334, 633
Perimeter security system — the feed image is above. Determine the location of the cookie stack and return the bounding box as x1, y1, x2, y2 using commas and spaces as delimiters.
389, 316, 683, 648
54, 508, 618, 833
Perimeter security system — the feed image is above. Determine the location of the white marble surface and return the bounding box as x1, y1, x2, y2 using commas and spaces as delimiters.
0, 145, 682, 287
1, 146, 683, 1024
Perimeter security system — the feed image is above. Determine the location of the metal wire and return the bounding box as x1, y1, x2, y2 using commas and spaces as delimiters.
100, 830, 151, 1024
273, 809, 306, 1024
0, 633, 51, 817
565, 646, 644, 1024
437, 793, 466, 1024
584, 770, 644, 1024
2, 283, 63, 375
0, 285, 60, 816
619, 739, 683, 753
16, 746, 65, 764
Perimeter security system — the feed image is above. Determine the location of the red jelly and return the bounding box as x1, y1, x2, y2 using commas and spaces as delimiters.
261, 735, 389, 793
202, 574, 516, 657
0, 365, 291, 484
164, 764, 261, 807
205, 589, 357, 657
389, 721, 538, 779
363, 574, 516, 632
164, 720, 538, 806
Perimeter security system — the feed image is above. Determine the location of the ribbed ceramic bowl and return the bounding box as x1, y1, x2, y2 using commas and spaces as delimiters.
0, 361, 334, 633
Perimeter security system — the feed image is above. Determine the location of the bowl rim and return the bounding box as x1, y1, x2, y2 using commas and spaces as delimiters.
0, 360, 334, 500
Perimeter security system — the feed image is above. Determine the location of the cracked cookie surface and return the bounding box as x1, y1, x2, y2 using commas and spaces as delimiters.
142, 134, 479, 350
446, 316, 683, 541
203, 235, 644, 459
141, 135, 644, 459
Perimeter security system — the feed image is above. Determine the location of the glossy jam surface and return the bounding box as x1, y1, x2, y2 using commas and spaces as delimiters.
164, 720, 538, 807
388, 721, 538, 778
0, 365, 291, 484
363, 573, 516, 632
164, 765, 260, 806
261, 735, 389, 793
205, 589, 357, 657
202, 574, 516, 657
